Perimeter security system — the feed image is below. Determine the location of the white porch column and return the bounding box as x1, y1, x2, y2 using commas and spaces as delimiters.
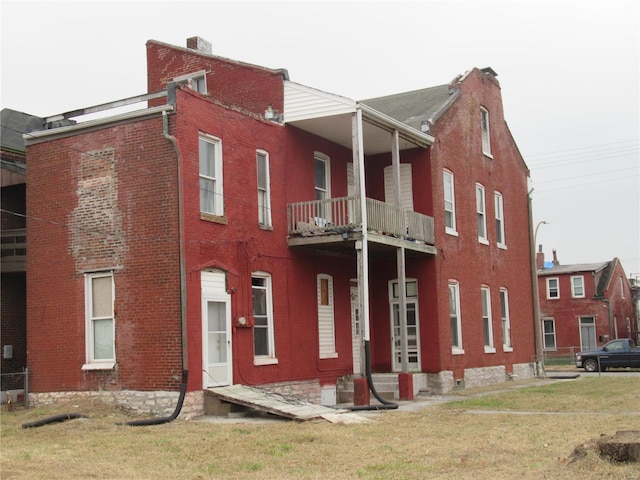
391, 130, 409, 373
353, 108, 369, 376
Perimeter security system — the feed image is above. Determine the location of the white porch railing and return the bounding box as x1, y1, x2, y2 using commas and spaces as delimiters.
287, 197, 434, 245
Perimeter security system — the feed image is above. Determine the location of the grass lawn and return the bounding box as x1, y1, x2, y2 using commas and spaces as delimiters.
1, 376, 638, 479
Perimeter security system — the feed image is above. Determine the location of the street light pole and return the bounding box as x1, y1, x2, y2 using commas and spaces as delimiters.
533, 221, 548, 377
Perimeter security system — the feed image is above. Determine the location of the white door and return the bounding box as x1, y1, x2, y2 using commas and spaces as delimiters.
202, 271, 232, 388
389, 280, 421, 372
384, 164, 414, 210
350, 285, 362, 375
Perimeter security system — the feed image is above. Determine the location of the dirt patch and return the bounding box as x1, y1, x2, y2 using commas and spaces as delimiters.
570, 430, 640, 464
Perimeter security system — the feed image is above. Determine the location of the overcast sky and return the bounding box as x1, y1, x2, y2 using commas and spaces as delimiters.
2, 0, 638, 276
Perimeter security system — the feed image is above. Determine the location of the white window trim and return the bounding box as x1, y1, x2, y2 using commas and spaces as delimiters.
476, 183, 488, 244
199, 133, 224, 217
571, 275, 585, 298
620, 277, 626, 299
500, 288, 512, 352
449, 281, 464, 354
256, 149, 272, 229
82, 271, 116, 370
252, 272, 277, 365
543, 318, 557, 351
494, 191, 506, 249
317, 274, 337, 359
173, 70, 207, 94
546, 277, 560, 299
481, 107, 492, 158
481, 286, 495, 353
443, 170, 458, 236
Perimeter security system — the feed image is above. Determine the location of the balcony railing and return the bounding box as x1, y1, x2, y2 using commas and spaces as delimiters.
1, 229, 26, 272
287, 197, 434, 245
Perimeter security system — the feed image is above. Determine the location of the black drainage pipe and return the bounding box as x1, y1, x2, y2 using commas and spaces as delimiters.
347, 341, 398, 411
22, 413, 88, 429
121, 369, 189, 427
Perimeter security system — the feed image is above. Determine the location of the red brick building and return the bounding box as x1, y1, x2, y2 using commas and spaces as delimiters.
537, 248, 636, 356
24, 37, 536, 415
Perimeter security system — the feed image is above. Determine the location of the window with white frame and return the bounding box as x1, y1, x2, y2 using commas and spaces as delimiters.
546, 277, 559, 299
174, 70, 207, 94
256, 150, 271, 227
317, 274, 337, 358
199, 134, 224, 217
543, 318, 556, 350
500, 288, 512, 350
449, 281, 463, 353
480, 107, 491, 156
476, 183, 488, 243
620, 276, 626, 299
84, 272, 115, 368
252, 273, 276, 363
494, 192, 506, 248
443, 170, 457, 234
481, 286, 495, 352
571, 275, 585, 298
314, 152, 331, 221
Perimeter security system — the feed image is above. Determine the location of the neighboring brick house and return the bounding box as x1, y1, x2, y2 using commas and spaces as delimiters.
1, 108, 40, 400
536, 248, 636, 355
24, 37, 535, 416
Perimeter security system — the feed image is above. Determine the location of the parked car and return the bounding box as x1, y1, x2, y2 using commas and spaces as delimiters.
575, 338, 640, 372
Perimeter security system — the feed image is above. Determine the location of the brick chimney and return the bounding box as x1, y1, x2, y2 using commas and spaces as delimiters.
552, 249, 560, 266
187, 36, 212, 54
536, 245, 545, 270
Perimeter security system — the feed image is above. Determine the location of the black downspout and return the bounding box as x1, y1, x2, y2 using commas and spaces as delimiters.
347, 341, 398, 411
124, 104, 188, 426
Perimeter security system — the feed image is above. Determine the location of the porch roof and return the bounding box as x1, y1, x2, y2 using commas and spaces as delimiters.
283, 81, 435, 155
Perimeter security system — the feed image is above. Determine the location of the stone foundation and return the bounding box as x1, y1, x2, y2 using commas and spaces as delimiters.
258, 379, 322, 404
28, 389, 205, 420
426, 362, 535, 394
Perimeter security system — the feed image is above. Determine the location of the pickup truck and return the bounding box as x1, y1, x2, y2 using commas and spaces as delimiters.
575, 338, 640, 372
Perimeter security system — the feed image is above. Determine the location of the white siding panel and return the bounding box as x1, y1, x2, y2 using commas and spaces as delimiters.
317, 275, 337, 358
202, 270, 226, 294
285, 82, 355, 122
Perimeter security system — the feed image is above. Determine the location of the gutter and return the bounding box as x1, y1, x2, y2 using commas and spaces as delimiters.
24, 105, 174, 145
358, 103, 435, 148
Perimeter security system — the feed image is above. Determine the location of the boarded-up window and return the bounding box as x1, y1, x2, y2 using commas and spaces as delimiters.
317, 274, 337, 358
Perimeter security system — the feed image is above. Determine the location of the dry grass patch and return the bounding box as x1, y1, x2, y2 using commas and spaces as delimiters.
1, 377, 638, 479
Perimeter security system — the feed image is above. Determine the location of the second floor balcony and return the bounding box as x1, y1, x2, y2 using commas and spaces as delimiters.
287, 197, 435, 256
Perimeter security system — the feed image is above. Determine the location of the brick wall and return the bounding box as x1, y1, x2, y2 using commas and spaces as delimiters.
429, 68, 536, 375
26, 115, 182, 393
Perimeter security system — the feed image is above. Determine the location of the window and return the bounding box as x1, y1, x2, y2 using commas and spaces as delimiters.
443, 170, 457, 234
476, 183, 488, 243
317, 274, 337, 358
480, 107, 491, 156
314, 152, 331, 221
174, 70, 207, 94
481, 286, 495, 352
83, 272, 115, 369
256, 150, 271, 227
500, 288, 512, 350
620, 276, 626, 299
546, 277, 559, 299
543, 318, 556, 350
199, 134, 224, 217
449, 281, 463, 353
494, 192, 506, 248
252, 273, 276, 363
571, 275, 585, 298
